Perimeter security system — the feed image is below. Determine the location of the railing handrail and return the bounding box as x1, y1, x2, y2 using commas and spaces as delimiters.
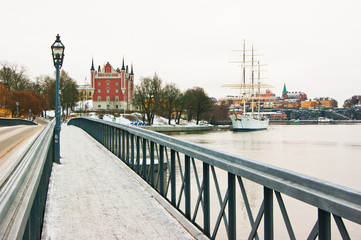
0, 120, 55, 239
69, 117, 361, 225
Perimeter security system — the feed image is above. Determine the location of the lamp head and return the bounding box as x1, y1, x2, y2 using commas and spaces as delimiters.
51, 34, 65, 68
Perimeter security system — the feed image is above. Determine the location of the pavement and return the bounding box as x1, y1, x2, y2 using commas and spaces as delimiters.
0, 123, 45, 185
42, 124, 201, 240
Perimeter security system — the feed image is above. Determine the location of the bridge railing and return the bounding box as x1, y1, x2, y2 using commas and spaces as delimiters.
68, 117, 361, 240
0, 120, 55, 239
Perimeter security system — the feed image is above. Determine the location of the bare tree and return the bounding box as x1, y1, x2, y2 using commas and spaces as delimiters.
133, 73, 163, 125
159, 83, 181, 124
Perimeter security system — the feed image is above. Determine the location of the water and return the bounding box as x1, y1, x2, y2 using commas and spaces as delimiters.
170, 124, 361, 239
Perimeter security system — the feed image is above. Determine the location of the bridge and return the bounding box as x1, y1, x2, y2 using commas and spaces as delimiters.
0, 117, 360, 239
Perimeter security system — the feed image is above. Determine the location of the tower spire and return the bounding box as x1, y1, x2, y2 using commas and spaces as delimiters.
91, 57, 95, 71
130, 62, 134, 75
121, 56, 125, 70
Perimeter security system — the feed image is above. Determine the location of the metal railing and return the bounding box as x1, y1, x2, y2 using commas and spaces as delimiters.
0, 120, 55, 239
0, 117, 37, 126
68, 117, 361, 240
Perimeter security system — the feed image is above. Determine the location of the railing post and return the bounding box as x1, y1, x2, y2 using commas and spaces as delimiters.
318, 209, 331, 240
150, 141, 155, 187
171, 149, 176, 207
136, 136, 140, 174
126, 131, 130, 165
228, 172, 236, 240
142, 138, 147, 180
122, 130, 125, 161
203, 162, 210, 237
159, 145, 164, 196
264, 187, 274, 240
185, 155, 191, 219
131, 135, 135, 169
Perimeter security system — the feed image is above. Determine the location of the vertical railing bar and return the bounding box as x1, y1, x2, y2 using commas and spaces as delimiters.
318, 209, 331, 240
171, 149, 176, 207
185, 155, 191, 219
150, 141, 155, 187
203, 162, 210, 237
142, 138, 147, 180
118, 128, 121, 159
237, 176, 259, 240
131, 134, 134, 169
136, 136, 140, 174
122, 129, 125, 161
159, 145, 164, 196
264, 187, 274, 240
211, 166, 229, 228
307, 220, 319, 240
126, 131, 130, 165
228, 173, 236, 240
154, 143, 161, 189
211, 190, 229, 240
275, 191, 296, 240
248, 201, 265, 240
332, 214, 351, 240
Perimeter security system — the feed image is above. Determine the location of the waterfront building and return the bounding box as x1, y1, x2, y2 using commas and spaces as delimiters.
91, 58, 134, 111
77, 84, 93, 101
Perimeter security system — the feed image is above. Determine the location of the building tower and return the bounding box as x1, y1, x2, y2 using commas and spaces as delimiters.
91, 58, 134, 111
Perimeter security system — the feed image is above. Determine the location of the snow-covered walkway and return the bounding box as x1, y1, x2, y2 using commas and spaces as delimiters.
42, 124, 197, 240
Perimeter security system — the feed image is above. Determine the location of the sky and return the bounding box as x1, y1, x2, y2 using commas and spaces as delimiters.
1, 0, 360, 106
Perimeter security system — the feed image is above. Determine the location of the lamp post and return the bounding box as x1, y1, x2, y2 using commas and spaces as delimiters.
51, 34, 65, 163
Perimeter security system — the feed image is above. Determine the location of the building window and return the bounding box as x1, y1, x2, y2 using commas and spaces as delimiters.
80, 92, 83, 96
89, 92, 92, 96
115, 82, 119, 86
107, 89, 110, 93
116, 105, 118, 109
98, 105, 101, 109
106, 96, 110, 101
115, 96, 119, 101
98, 96, 101, 101
115, 89, 118, 93
98, 89, 101, 93
98, 82, 101, 86
107, 81, 110, 86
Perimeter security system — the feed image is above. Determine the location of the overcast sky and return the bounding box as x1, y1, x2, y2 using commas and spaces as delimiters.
1, 0, 360, 106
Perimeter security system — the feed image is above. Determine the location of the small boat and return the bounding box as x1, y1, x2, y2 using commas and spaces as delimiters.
317, 117, 333, 123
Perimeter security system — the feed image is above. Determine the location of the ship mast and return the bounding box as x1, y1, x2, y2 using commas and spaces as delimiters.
251, 45, 255, 118
242, 40, 246, 116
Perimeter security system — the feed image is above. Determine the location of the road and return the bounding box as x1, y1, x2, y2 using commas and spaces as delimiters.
0, 119, 46, 185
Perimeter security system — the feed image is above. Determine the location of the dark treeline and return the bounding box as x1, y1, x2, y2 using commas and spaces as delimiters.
133, 73, 219, 125
0, 62, 78, 120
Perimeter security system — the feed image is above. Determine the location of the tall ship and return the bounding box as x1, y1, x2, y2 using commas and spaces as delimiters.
224, 41, 271, 131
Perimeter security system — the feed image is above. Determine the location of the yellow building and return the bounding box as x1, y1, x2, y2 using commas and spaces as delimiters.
77, 85, 93, 101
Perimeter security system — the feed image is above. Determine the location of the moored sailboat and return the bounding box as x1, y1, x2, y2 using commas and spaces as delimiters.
224, 41, 271, 131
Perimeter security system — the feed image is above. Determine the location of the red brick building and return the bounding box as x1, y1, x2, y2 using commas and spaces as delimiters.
91, 58, 134, 110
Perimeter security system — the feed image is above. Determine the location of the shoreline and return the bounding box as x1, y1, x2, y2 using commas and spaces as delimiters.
140, 120, 361, 133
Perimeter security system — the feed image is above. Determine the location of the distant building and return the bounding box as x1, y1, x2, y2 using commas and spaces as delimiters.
77, 84, 93, 101
281, 83, 307, 101
91, 58, 134, 110
343, 95, 361, 108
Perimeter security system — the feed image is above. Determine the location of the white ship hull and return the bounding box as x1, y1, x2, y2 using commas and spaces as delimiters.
230, 115, 269, 131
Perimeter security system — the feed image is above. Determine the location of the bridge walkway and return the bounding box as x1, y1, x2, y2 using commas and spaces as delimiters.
42, 124, 198, 239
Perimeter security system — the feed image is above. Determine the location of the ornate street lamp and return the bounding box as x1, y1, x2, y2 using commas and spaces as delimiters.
51, 34, 65, 163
